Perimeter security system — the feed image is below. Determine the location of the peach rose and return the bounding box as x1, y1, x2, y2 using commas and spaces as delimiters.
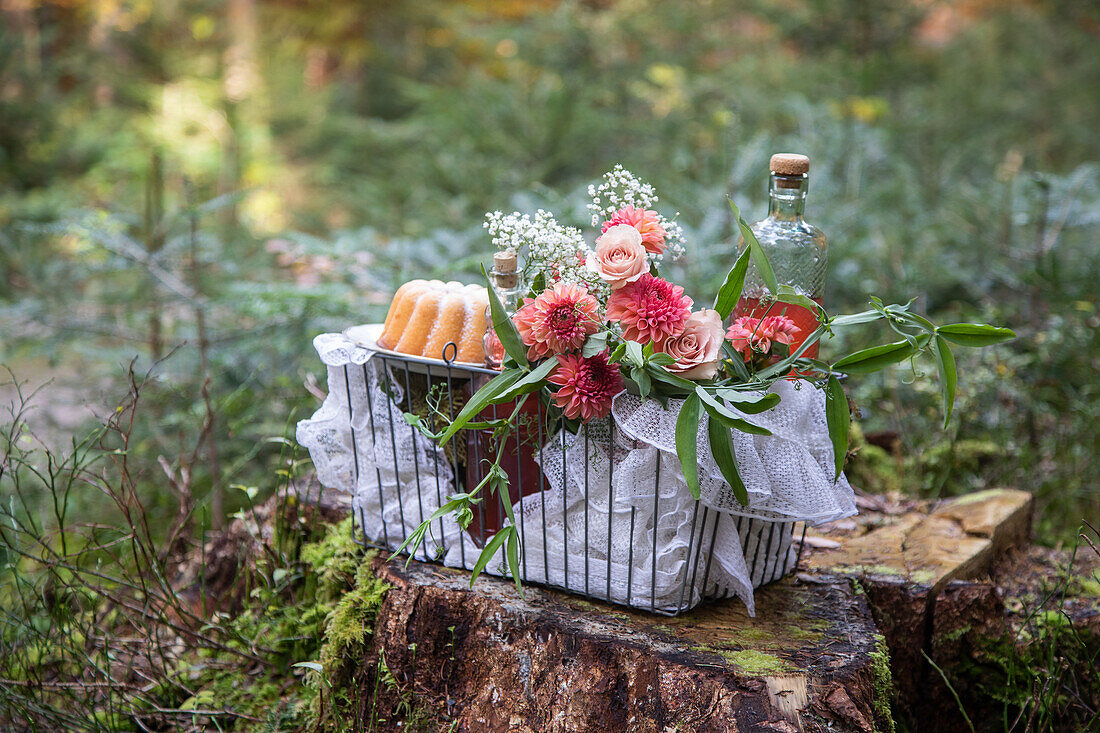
656, 309, 725, 381
586, 224, 648, 289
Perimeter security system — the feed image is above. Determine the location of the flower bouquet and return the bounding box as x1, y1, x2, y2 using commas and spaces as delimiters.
391, 166, 1015, 606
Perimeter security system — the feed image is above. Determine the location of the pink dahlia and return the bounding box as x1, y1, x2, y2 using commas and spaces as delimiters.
759, 314, 801, 348
601, 205, 667, 255
726, 316, 761, 359
726, 314, 801, 359
606, 274, 693, 344
548, 352, 623, 421
512, 282, 601, 361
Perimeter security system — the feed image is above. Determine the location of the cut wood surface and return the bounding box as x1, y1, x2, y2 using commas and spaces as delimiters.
345, 488, 1098, 731
802, 487, 1033, 592
366, 558, 890, 732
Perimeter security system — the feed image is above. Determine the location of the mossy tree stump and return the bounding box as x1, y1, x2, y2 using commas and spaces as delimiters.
342, 488, 1097, 731
362, 558, 891, 732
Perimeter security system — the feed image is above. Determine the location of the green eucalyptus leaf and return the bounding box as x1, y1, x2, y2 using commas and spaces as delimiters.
936, 323, 1016, 347
824, 376, 849, 482
729, 199, 778, 294
608, 342, 626, 363
832, 339, 918, 374
707, 415, 748, 506
529, 271, 546, 296
933, 335, 957, 428
713, 246, 752, 319
470, 527, 511, 586
484, 265, 528, 368
754, 324, 829, 379
438, 369, 523, 445
648, 351, 676, 366
722, 342, 751, 380
496, 357, 558, 400
389, 523, 429, 567
676, 393, 703, 499
582, 331, 609, 358
889, 306, 936, 331
776, 286, 825, 319
625, 340, 645, 367
714, 389, 781, 414
696, 386, 772, 435
631, 366, 652, 401
829, 310, 883, 327
506, 523, 523, 596
645, 362, 697, 392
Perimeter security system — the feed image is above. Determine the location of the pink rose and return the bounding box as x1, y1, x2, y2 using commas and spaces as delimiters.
586, 224, 648, 289
656, 309, 725, 381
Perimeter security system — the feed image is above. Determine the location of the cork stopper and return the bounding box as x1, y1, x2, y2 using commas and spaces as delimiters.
492, 250, 518, 288
770, 153, 810, 175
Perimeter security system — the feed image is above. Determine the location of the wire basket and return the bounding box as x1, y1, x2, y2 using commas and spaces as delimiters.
323, 338, 807, 617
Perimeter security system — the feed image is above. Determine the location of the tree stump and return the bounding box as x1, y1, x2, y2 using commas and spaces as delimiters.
363, 558, 891, 732
347, 488, 1098, 731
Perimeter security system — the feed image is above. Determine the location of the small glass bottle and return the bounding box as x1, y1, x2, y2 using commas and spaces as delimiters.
472, 249, 539, 544
735, 153, 827, 359
483, 250, 525, 367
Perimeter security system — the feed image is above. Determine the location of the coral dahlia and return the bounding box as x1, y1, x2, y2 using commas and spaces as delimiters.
601, 205, 667, 255
726, 314, 801, 359
605, 274, 693, 344
548, 352, 623, 421
512, 282, 601, 361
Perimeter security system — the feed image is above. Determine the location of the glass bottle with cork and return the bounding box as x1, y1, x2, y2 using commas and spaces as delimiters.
735, 153, 827, 359
470, 249, 542, 544
483, 250, 524, 368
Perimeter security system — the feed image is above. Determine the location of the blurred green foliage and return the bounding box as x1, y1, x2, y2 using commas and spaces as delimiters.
1, 0, 1098, 543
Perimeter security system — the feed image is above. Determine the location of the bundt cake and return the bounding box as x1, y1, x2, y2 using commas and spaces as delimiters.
379, 280, 490, 364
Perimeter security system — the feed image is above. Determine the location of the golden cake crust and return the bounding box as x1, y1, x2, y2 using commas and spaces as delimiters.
379, 280, 489, 364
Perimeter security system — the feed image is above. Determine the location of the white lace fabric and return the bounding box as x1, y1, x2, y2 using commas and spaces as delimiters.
296, 330, 856, 615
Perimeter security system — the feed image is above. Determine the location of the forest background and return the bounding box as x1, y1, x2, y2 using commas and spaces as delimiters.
1, 0, 1097, 552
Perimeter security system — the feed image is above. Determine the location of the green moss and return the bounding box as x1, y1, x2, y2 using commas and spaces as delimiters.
1068, 574, 1100, 598
943, 488, 1005, 507
840, 564, 936, 585
939, 623, 973, 644
787, 620, 829, 642
301, 516, 360, 601
869, 633, 896, 733
320, 556, 391, 681
719, 649, 792, 676
163, 517, 388, 732
845, 422, 903, 495
722, 626, 775, 645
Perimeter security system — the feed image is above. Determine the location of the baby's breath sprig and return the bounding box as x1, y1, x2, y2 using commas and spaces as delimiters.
484, 209, 600, 292
586, 164, 686, 262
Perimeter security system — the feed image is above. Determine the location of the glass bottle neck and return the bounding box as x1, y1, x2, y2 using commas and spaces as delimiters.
490, 270, 524, 313
767, 174, 808, 221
